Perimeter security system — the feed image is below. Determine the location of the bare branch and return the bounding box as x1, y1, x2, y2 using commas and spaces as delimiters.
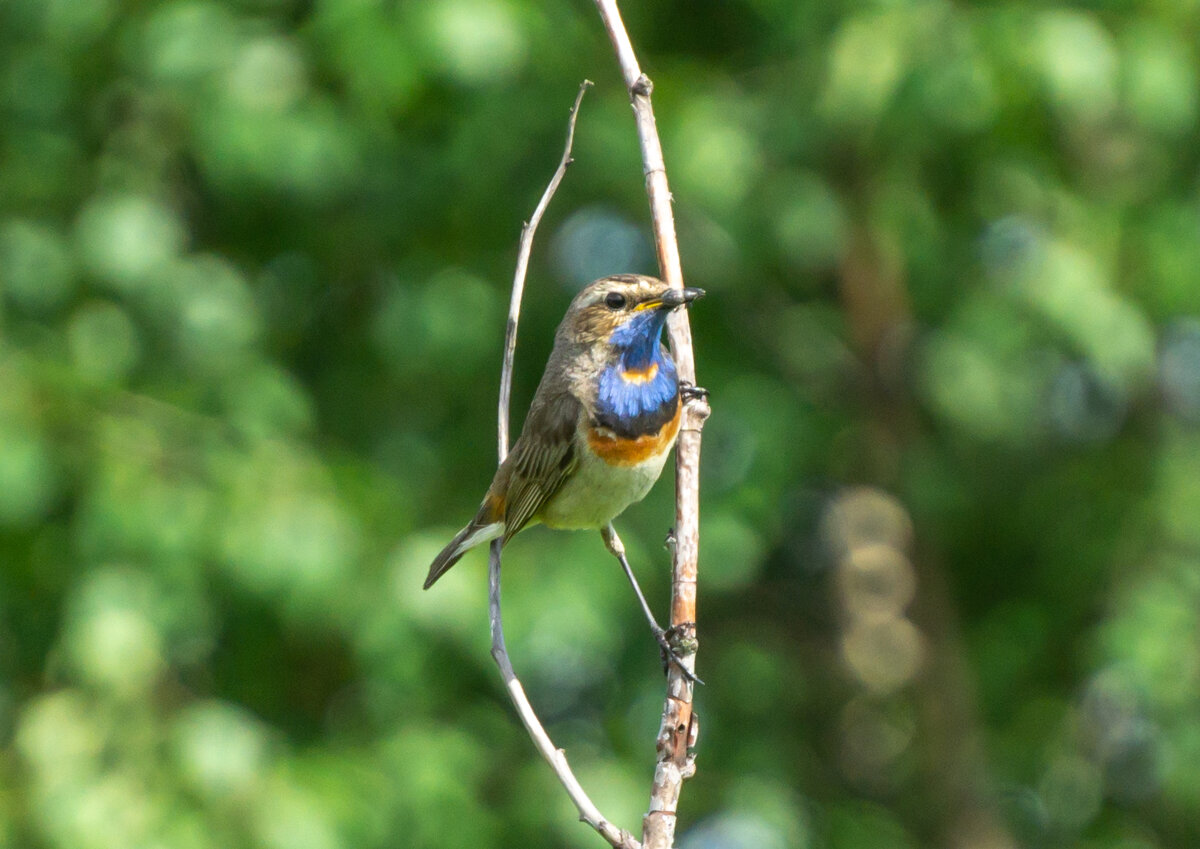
498, 80, 592, 458
488, 81, 641, 849
591, 3, 710, 848
489, 538, 639, 849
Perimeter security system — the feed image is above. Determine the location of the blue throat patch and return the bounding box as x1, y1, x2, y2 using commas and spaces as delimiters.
595, 310, 679, 438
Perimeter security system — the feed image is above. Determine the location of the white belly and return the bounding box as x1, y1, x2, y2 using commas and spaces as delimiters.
537, 440, 671, 530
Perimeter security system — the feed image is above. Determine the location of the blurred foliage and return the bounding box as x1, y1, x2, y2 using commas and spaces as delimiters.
2, 0, 1200, 847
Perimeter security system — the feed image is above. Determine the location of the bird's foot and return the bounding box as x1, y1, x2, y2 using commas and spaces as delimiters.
653, 623, 703, 686
680, 382, 709, 403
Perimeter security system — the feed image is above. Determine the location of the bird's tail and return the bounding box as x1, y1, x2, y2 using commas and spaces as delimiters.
423, 518, 504, 589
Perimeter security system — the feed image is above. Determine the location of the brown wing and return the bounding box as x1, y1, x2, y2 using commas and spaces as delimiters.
494, 391, 581, 542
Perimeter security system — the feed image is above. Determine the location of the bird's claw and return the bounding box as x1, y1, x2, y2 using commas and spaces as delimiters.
680, 382, 709, 403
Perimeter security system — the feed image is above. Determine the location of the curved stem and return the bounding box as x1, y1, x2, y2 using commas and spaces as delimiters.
489, 82, 640, 849
498, 82, 592, 458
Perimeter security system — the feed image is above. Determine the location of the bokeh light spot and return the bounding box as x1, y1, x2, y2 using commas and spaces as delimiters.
821, 488, 913, 558
842, 618, 924, 695
173, 701, 270, 800
76, 195, 185, 293
837, 543, 916, 623
224, 36, 307, 112
675, 97, 762, 210
424, 0, 528, 84
172, 256, 260, 375
64, 569, 165, 698
1035, 11, 1118, 124
551, 207, 653, 288
822, 13, 907, 128
15, 690, 104, 789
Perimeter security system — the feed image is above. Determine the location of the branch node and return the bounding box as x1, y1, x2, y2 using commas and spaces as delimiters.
633, 73, 653, 97
665, 622, 699, 657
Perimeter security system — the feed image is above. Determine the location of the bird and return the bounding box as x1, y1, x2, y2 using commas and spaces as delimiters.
423, 273, 704, 677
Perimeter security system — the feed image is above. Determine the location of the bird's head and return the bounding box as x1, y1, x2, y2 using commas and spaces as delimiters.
563, 274, 704, 354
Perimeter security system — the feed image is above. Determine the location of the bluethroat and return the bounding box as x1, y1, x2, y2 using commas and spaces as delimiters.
423, 274, 704, 677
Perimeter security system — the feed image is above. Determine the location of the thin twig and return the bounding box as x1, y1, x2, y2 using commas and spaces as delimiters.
488, 82, 640, 849
591, 3, 711, 848
489, 542, 638, 848
498, 81, 593, 457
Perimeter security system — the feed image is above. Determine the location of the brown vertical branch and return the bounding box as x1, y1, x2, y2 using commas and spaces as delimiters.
592, 4, 709, 848
488, 82, 640, 849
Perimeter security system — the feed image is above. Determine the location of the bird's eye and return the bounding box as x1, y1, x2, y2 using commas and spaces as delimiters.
604, 292, 628, 310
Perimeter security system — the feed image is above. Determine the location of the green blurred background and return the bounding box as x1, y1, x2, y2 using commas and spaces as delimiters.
2, 0, 1200, 847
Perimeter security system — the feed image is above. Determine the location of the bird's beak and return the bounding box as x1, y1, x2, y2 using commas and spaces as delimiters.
641, 287, 706, 311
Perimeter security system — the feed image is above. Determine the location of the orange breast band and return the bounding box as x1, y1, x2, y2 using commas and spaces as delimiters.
586, 404, 682, 466
620, 362, 659, 385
